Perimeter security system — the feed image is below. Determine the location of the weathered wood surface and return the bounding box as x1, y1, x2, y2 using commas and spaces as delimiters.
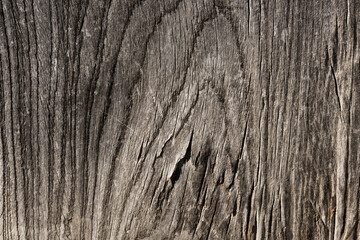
0, 0, 359, 239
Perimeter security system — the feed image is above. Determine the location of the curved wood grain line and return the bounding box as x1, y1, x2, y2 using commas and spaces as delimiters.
111, 7, 221, 239
88, 1, 148, 238
79, 1, 114, 237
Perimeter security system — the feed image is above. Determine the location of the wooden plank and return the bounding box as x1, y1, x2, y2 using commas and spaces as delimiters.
0, 0, 359, 239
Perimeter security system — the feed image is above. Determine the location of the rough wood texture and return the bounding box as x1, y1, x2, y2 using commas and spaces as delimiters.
0, 0, 359, 239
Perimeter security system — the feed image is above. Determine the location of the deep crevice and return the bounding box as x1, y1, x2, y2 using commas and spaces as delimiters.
170, 131, 193, 185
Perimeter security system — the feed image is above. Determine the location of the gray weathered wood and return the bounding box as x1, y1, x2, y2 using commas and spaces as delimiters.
0, 0, 359, 239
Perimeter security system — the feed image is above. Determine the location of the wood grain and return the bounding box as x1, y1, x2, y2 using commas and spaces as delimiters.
0, 0, 359, 239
